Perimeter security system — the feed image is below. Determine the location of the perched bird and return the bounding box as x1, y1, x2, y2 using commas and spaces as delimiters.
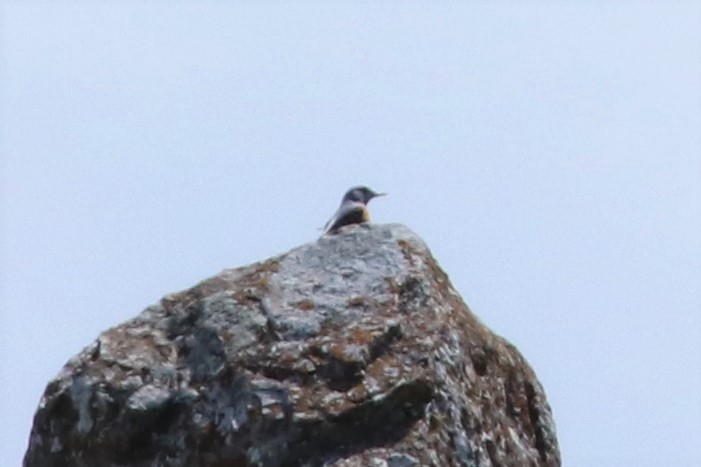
323, 186, 386, 234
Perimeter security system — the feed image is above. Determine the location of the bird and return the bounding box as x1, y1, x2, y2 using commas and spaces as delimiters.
322, 186, 386, 234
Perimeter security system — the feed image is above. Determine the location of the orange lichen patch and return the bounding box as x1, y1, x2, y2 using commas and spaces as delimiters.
347, 296, 367, 307
349, 327, 377, 346
98, 326, 178, 370
160, 290, 189, 312
397, 239, 417, 266
346, 383, 369, 403
328, 343, 366, 365
232, 289, 258, 304
240, 273, 271, 292
256, 258, 281, 274
365, 353, 402, 378
231, 262, 276, 303
234, 259, 279, 290
294, 299, 316, 311
424, 253, 453, 291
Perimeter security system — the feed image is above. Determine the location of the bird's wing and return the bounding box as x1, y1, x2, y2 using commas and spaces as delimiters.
323, 201, 367, 233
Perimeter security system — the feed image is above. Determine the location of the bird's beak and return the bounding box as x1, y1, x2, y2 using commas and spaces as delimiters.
372, 192, 387, 198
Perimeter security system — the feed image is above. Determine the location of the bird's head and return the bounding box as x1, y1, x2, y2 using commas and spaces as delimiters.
343, 186, 386, 205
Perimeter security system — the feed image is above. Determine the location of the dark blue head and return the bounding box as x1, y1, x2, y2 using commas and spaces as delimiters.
342, 186, 385, 204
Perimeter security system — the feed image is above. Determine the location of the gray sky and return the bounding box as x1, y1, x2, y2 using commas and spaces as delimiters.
2, 3, 700, 466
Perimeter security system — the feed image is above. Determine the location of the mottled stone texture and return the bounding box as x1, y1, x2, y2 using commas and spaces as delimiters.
24, 224, 560, 467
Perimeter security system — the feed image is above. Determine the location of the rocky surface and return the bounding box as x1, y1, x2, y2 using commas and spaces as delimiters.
24, 223, 560, 467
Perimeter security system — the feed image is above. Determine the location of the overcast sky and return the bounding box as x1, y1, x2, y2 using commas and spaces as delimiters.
2, 3, 700, 466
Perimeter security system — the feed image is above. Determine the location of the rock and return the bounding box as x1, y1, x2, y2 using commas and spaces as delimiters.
24, 223, 560, 467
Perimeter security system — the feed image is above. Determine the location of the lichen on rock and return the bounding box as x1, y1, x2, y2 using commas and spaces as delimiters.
24, 223, 560, 467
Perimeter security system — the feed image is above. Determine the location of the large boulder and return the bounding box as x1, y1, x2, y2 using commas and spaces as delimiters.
24, 223, 560, 467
